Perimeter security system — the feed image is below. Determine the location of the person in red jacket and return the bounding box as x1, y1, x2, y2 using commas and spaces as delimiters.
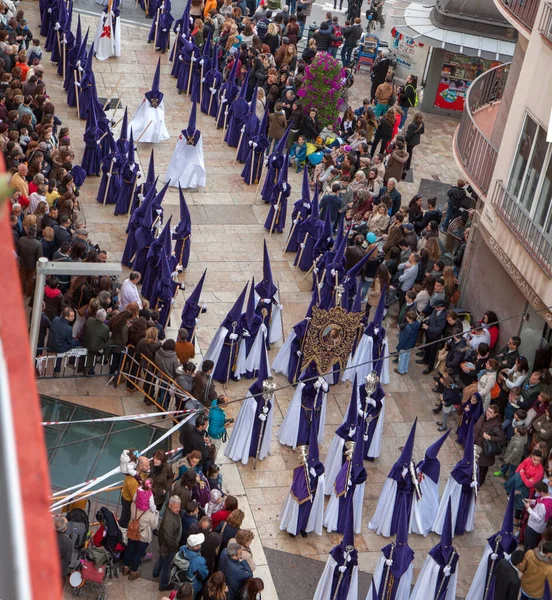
211, 495, 238, 529
505, 449, 545, 524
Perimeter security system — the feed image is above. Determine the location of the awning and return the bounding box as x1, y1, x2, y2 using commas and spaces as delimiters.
392, 1, 516, 61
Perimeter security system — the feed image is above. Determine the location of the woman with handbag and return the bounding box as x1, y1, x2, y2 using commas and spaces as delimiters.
474, 404, 505, 486
504, 449, 545, 524
404, 112, 424, 172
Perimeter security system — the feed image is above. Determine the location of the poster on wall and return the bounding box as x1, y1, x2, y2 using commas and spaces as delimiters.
390, 27, 430, 85
434, 52, 501, 111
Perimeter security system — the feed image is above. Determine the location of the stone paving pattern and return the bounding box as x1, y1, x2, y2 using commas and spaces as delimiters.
25, 4, 509, 598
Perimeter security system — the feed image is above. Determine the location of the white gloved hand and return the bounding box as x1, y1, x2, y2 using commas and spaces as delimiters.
338, 566, 347, 573
310, 467, 317, 477
331, 269, 337, 277
293, 219, 299, 225
470, 481, 478, 488
296, 350, 302, 357
259, 413, 267, 421
300, 243, 305, 249
195, 318, 199, 323
443, 566, 451, 577
313, 268, 319, 274
252, 142, 258, 149
209, 87, 217, 94
368, 398, 376, 407
262, 406, 269, 414
242, 330, 251, 337
229, 333, 239, 341
201, 78, 206, 83
303, 202, 311, 209
385, 559, 393, 566
490, 553, 498, 561
263, 299, 271, 304
278, 304, 283, 310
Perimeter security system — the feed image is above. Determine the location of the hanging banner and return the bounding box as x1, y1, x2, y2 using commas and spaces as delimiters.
390, 27, 430, 84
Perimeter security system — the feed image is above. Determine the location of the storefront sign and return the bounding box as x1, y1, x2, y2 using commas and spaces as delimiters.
487, 235, 552, 326
391, 30, 430, 84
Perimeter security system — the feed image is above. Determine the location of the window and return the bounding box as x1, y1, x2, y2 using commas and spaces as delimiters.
508, 113, 552, 238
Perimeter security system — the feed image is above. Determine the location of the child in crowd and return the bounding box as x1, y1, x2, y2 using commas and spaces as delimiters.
289, 135, 307, 173
27, 38, 43, 62
348, 212, 367, 242
133, 478, 157, 513
19, 126, 29, 148
205, 488, 224, 517
435, 371, 461, 431
151, 310, 165, 341
206, 464, 223, 492
120, 448, 139, 477
503, 387, 523, 439
497, 424, 528, 480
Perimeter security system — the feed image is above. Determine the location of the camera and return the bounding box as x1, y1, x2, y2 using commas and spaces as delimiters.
225, 418, 235, 425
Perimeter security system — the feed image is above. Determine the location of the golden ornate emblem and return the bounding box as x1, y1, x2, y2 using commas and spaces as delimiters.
187, 135, 197, 146
301, 304, 364, 375
150, 98, 160, 108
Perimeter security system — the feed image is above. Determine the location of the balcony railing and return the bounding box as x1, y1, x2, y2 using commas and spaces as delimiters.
455, 63, 510, 196
539, 1, 552, 45
491, 181, 552, 276
498, 0, 540, 31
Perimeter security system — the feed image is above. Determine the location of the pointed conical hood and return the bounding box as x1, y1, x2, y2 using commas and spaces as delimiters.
74, 14, 82, 51
131, 176, 158, 224
352, 279, 363, 313
301, 165, 311, 204
440, 498, 454, 557
245, 277, 257, 330
180, 0, 191, 36
501, 488, 516, 539
486, 487, 518, 557
78, 28, 90, 62
226, 283, 249, 325
146, 149, 156, 186
346, 245, 377, 281
159, 215, 173, 258
256, 105, 269, 144
227, 54, 240, 83
352, 404, 365, 468
255, 240, 277, 299
183, 100, 199, 138
341, 489, 355, 550
249, 85, 258, 114
369, 580, 381, 600
118, 107, 129, 149
202, 28, 213, 57
145, 58, 164, 105
160, 248, 172, 285
372, 285, 387, 327
127, 128, 135, 165
255, 334, 271, 383
85, 92, 99, 133
310, 184, 320, 218
321, 204, 332, 244
186, 269, 207, 309
451, 419, 474, 484
308, 412, 320, 468
84, 41, 95, 72
107, 129, 118, 155
388, 419, 417, 480
343, 375, 359, 429
153, 181, 170, 210
426, 429, 450, 462
277, 152, 289, 186
239, 69, 250, 99
178, 184, 191, 229
331, 228, 347, 270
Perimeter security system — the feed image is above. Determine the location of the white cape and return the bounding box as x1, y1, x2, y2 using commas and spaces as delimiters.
464, 545, 492, 600
323, 482, 365, 534
94, 11, 120, 61
202, 326, 228, 373
368, 478, 397, 537
313, 556, 359, 600
409, 476, 439, 537
278, 381, 327, 449
224, 392, 273, 465
323, 434, 346, 495
342, 335, 389, 385
165, 134, 207, 189
236, 324, 269, 381
279, 473, 325, 536
365, 396, 385, 459
432, 477, 476, 535
366, 557, 413, 600
272, 330, 294, 375
129, 98, 170, 144
409, 554, 457, 600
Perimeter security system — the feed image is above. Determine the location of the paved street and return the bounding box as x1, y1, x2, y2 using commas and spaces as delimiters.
24, 2, 510, 598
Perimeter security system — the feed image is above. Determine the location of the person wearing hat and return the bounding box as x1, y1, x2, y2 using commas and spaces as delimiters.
274, 36, 290, 67
403, 222, 418, 252
178, 533, 209, 596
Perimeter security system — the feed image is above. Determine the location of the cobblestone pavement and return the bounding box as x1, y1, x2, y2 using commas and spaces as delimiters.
25, 4, 508, 598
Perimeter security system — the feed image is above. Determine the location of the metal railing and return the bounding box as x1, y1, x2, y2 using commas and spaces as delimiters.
491, 180, 552, 275
35, 345, 120, 379
455, 63, 511, 196
498, 0, 540, 31
539, 2, 552, 45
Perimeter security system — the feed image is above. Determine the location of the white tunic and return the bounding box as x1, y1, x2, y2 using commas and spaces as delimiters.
366, 557, 413, 600
313, 556, 359, 600
323, 482, 365, 534
368, 478, 398, 537
432, 477, 476, 536
409, 554, 457, 600
342, 335, 390, 385
165, 133, 207, 189
94, 11, 121, 61
409, 475, 439, 537
129, 98, 170, 144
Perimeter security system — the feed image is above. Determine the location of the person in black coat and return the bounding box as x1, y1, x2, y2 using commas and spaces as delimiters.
370, 50, 392, 101
417, 301, 447, 374
313, 21, 332, 51
300, 107, 320, 141
404, 112, 425, 172
442, 179, 467, 230
179, 414, 214, 471
416, 197, 442, 234
494, 550, 523, 600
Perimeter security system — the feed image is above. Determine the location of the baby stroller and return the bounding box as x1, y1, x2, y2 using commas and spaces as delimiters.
69, 546, 117, 599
